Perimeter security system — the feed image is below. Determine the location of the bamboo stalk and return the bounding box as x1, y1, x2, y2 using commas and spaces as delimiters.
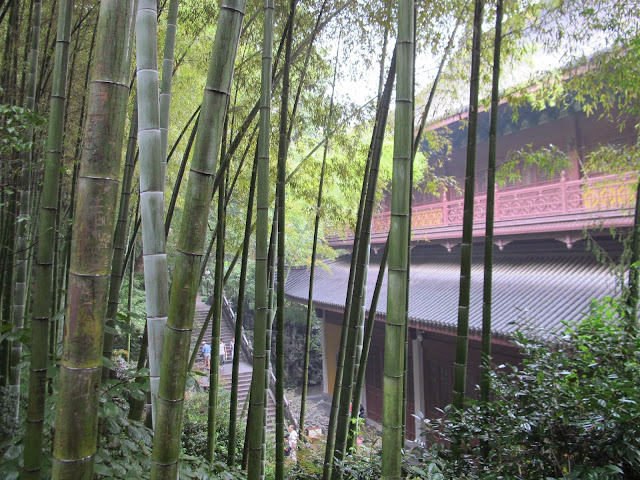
22, 0, 72, 475
0, 190, 16, 388
10, 0, 41, 422
164, 107, 200, 238
228, 150, 258, 465
347, 238, 389, 451
136, 0, 170, 428
206, 168, 227, 461
247, 0, 274, 476
150, 2, 246, 476
453, 0, 485, 415
159, 0, 179, 176
102, 95, 138, 380
481, 0, 504, 404
52, 0, 136, 476
381, 0, 414, 477
276, 1, 297, 475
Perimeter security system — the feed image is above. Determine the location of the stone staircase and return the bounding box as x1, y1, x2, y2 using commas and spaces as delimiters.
193, 299, 277, 429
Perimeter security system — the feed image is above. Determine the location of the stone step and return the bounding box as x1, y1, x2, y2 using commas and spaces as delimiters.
193, 298, 287, 431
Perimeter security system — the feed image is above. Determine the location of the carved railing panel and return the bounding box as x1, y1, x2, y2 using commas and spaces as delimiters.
367, 173, 636, 234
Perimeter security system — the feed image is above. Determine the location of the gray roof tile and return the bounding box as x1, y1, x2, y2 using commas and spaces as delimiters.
284, 251, 618, 338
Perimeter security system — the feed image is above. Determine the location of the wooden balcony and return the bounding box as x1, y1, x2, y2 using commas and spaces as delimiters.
328, 173, 638, 249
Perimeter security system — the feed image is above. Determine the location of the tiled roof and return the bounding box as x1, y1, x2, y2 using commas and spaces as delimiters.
284, 249, 618, 339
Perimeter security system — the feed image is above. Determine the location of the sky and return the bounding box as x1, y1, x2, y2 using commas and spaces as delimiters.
327, 5, 613, 124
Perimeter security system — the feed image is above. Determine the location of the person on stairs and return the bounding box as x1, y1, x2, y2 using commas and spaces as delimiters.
219, 340, 226, 366
201, 341, 211, 370
288, 425, 298, 462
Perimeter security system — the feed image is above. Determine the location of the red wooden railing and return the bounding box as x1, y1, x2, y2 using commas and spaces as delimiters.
370, 172, 637, 234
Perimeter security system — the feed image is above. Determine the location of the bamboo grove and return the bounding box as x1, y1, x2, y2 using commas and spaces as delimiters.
1, 0, 640, 479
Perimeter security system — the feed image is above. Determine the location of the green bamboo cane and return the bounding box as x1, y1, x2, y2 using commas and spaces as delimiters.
247, 0, 274, 476
347, 237, 389, 452
49, 171, 63, 377
300, 33, 338, 438
22, 185, 38, 341
0, 4, 13, 100
348, 12, 456, 445
164, 108, 200, 238
22, 0, 73, 475
255, 206, 279, 477
17, 0, 32, 102
1, 192, 16, 389
347, 22, 451, 445
51, 0, 136, 476
352, 247, 368, 415
128, 323, 149, 421
381, 0, 413, 477
127, 234, 135, 361
10, 0, 41, 421
0, 172, 8, 315
61, 13, 97, 325
1, 0, 19, 103
323, 150, 371, 480
59, 162, 80, 362
276, 1, 297, 475
166, 105, 200, 168
401, 5, 417, 444
136, 0, 170, 429
51, 173, 62, 320
481, 0, 503, 404
228, 150, 258, 465
333, 49, 396, 474
150, 2, 245, 477
242, 386, 252, 470
159, 0, 179, 175
35, 0, 54, 100
102, 94, 138, 380
376, 0, 390, 109
452, 0, 484, 415
207, 172, 226, 462
264, 210, 278, 476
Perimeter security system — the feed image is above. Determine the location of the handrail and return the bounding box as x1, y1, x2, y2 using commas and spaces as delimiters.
369, 172, 636, 234
221, 295, 299, 430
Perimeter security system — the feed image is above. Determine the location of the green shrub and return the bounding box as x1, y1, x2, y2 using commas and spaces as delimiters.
287, 437, 325, 479
416, 296, 640, 480
182, 387, 245, 466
